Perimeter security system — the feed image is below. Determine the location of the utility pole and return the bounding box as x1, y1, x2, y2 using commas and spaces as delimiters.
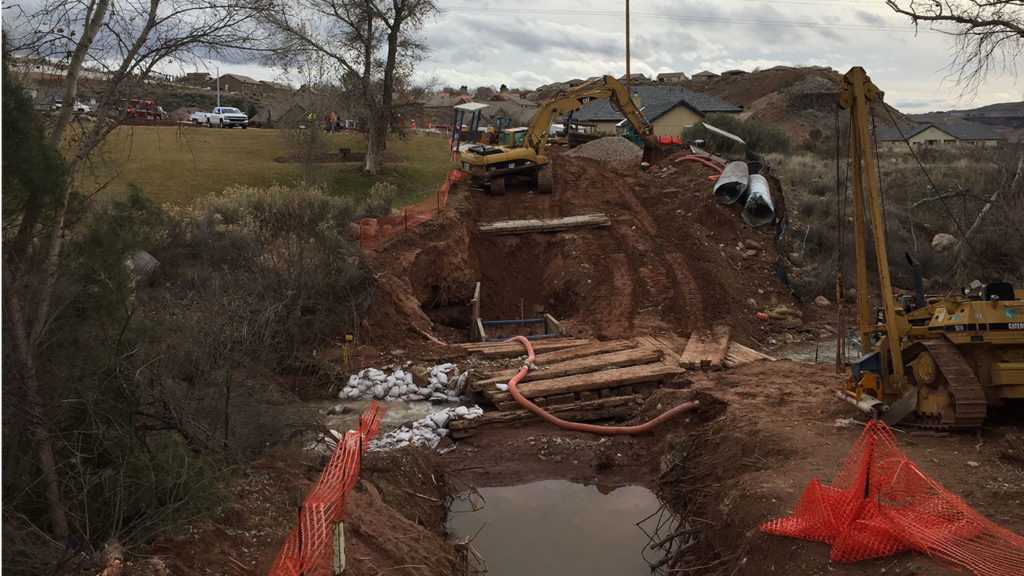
215, 63, 220, 108
625, 0, 631, 96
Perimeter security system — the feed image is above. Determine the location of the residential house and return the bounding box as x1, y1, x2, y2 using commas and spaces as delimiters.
617, 73, 650, 84
212, 73, 264, 95
180, 72, 212, 86
876, 118, 1002, 148
565, 85, 741, 137
657, 72, 688, 83
417, 94, 474, 127
691, 70, 720, 81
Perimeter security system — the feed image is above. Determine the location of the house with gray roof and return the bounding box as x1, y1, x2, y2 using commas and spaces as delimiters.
564, 85, 741, 137
657, 72, 688, 83
876, 118, 1002, 148
691, 70, 720, 81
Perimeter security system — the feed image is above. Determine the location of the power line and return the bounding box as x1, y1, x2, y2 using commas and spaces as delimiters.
439, 4, 934, 34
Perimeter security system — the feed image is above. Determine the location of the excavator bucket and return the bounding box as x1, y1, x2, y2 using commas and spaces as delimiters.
641, 142, 664, 167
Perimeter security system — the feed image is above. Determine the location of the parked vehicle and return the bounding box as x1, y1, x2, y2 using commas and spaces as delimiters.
73, 102, 92, 113
189, 107, 249, 129
117, 99, 166, 119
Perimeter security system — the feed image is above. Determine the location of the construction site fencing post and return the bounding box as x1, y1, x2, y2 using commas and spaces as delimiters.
267, 402, 385, 576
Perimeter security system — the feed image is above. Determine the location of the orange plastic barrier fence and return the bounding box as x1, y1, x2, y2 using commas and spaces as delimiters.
760, 420, 1024, 576
358, 170, 465, 249
268, 402, 386, 576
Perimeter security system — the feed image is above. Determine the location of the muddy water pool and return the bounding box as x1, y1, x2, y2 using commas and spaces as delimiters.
447, 479, 665, 575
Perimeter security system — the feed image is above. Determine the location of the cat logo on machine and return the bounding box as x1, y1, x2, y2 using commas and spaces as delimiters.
1009, 322, 1024, 330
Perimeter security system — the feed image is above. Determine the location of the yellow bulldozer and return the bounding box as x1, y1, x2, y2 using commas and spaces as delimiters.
457, 75, 661, 194
839, 67, 1024, 428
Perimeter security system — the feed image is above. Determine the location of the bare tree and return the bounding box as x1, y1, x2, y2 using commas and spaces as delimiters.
261, 0, 438, 174
886, 0, 1024, 90
2, 0, 263, 546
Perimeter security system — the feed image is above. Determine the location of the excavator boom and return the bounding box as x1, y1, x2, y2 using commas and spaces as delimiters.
458, 76, 658, 194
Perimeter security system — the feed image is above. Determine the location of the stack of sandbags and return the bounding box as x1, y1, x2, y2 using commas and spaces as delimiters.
367, 405, 484, 450
338, 363, 468, 402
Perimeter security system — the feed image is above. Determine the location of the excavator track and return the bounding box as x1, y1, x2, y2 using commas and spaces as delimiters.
912, 339, 987, 429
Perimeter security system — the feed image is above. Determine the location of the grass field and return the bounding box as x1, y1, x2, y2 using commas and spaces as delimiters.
82, 124, 455, 207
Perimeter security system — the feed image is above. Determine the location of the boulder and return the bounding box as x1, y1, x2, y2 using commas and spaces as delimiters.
125, 250, 160, 288
931, 233, 958, 252
813, 295, 831, 308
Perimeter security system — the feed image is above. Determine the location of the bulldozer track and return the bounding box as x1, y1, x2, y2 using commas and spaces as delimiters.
914, 339, 987, 429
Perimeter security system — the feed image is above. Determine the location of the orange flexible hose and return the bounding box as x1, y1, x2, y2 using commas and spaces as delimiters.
675, 155, 725, 173
504, 336, 699, 435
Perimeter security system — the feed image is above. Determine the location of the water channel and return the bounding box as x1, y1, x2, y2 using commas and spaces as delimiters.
447, 479, 665, 575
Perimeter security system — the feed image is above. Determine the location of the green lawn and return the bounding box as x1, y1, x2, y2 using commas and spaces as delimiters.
84, 125, 454, 207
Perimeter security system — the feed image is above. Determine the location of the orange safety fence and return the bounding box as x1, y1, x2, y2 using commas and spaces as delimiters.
760, 420, 1024, 576
358, 170, 465, 249
268, 402, 386, 576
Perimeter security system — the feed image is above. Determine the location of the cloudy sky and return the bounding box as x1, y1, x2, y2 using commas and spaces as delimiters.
215, 0, 1022, 113
405, 0, 1021, 113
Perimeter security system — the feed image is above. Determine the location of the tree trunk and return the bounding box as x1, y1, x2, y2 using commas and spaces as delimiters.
2, 276, 69, 543
364, 121, 387, 173
50, 0, 112, 148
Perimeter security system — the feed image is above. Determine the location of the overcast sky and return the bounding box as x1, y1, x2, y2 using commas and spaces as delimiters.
414, 0, 1023, 113
223, 0, 1022, 113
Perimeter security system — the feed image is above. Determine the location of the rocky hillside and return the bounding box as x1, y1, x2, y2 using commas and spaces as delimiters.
685, 66, 914, 146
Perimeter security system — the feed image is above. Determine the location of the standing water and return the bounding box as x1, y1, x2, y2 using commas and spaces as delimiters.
447, 479, 665, 575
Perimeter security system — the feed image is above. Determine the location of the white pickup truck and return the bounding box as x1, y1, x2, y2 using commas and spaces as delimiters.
190, 106, 249, 129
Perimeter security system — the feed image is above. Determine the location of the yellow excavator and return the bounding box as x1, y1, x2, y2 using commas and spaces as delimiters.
457, 75, 661, 194
839, 67, 1024, 428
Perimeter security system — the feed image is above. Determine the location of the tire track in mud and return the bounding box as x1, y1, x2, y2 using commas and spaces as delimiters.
615, 182, 707, 332
565, 157, 705, 334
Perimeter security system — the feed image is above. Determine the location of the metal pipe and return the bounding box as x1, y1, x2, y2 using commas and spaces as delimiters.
742, 173, 775, 227
835, 390, 889, 419
713, 161, 749, 205
481, 318, 546, 325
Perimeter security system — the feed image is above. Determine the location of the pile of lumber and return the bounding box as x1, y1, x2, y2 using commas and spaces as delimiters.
448, 331, 772, 438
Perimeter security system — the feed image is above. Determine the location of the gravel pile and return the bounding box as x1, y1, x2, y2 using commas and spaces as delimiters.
338, 363, 468, 403
567, 136, 642, 162
367, 405, 484, 451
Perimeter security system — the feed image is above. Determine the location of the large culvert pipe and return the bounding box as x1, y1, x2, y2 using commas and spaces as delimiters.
504, 336, 699, 435
713, 161, 749, 205
742, 174, 775, 227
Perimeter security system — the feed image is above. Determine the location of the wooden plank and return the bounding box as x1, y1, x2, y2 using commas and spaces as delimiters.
470, 346, 663, 392
479, 214, 611, 235
532, 339, 637, 364
454, 338, 597, 358
635, 335, 685, 366
703, 325, 731, 370
680, 325, 731, 370
544, 313, 563, 336
724, 341, 774, 368
484, 362, 685, 406
448, 396, 643, 438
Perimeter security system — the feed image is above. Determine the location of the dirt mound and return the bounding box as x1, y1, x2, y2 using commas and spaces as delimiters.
691, 66, 911, 145
360, 149, 797, 350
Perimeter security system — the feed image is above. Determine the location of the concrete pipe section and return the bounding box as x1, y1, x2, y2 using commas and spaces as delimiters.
742, 173, 776, 227
713, 161, 749, 205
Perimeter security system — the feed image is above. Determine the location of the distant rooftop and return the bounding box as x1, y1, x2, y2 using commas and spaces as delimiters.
567, 85, 741, 123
